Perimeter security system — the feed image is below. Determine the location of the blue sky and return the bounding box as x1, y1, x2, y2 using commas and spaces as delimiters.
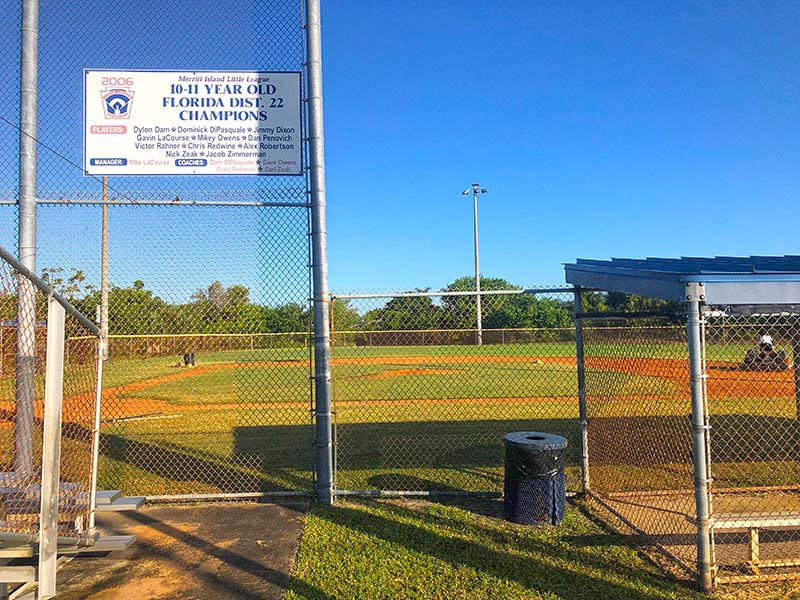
320, 1, 800, 291
2, 1, 800, 301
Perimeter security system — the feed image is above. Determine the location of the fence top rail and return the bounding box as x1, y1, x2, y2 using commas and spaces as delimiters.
576, 310, 680, 320
332, 287, 575, 300
0, 243, 100, 336
107, 331, 309, 339
0, 199, 310, 208
334, 326, 576, 335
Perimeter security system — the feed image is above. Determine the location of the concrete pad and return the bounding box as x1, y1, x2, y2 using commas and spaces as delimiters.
54, 501, 309, 600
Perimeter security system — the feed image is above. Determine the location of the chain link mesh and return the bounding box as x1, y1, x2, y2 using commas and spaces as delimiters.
582, 307, 800, 585
330, 288, 581, 493
72, 203, 312, 497
705, 310, 800, 583
581, 317, 698, 573
1, 1, 313, 497
0, 254, 98, 538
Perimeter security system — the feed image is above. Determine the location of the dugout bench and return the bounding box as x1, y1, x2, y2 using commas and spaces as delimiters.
712, 512, 800, 575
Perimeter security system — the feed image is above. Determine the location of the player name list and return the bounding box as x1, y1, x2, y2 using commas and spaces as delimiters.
126, 123, 298, 174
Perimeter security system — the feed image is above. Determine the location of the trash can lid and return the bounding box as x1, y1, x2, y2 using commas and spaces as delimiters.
503, 431, 568, 451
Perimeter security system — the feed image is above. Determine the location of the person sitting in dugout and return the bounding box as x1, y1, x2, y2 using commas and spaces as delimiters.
739, 334, 788, 371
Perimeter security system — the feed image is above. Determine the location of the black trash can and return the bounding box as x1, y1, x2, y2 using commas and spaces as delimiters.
503, 432, 568, 526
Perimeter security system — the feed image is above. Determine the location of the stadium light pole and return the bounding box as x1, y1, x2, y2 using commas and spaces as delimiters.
462, 183, 488, 346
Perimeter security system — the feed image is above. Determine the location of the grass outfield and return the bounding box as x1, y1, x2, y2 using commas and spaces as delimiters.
97, 399, 584, 493
97, 337, 781, 387
120, 361, 676, 405
94, 343, 633, 493
88, 339, 800, 497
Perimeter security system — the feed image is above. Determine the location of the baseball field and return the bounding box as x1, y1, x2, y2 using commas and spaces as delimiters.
56, 336, 797, 497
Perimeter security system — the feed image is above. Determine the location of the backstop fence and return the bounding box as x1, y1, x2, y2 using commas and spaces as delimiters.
1, 0, 316, 498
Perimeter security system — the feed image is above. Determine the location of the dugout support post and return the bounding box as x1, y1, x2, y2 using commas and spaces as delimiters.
792, 321, 800, 420
38, 297, 65, 599
687, 297, 713, 592
573, 286, 590, 495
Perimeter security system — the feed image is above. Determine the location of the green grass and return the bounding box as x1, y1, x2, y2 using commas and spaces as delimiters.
103, 339, 684, 366
121, 360, 677, 406
97, 402, 580, 493
287, 497, 800, 600
98, 393, 800, 495
102, 357, 179, 388
97, 337, 778, 400
88, 341, 800, 498
122, 363, 309, 405
286, 497, 713, 600
97, 347, 677, 493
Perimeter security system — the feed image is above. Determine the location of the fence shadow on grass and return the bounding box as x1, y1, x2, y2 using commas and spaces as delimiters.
590, 413, 800, 466
366, 473, 460, 492
237, 417, 582, 492
75, 411, 800, 496
311, 498, 700, 600
93, 417, 581, 495
97, 428, 313, 494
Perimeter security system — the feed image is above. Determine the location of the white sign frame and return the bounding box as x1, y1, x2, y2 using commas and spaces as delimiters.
84, 69, 303, 176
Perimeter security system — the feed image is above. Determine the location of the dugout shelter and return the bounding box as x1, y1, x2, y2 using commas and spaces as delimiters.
565, 255, 800, 590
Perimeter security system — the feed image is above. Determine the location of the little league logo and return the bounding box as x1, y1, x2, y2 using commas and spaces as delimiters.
101, 88, 134, 119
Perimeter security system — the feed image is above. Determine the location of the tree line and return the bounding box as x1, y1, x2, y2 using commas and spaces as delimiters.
28, 269, 680, 336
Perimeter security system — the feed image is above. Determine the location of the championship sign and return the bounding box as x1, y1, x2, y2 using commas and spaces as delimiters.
84, 70, 302, 176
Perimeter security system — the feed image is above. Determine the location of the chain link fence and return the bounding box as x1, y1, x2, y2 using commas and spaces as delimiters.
579, 316, 699, 575
330, 288, 582, 494
1, 1, 314, 498
705, 310, 800, 584
580, 305, 800, 586
0, 249, 99, 539
48, 203, 312, 498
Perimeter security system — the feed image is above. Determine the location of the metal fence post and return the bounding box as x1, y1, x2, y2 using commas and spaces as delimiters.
88, 338, 104, 532
687, 297, 713, 591
15, 0, 40, 478
574, 286, 590, 494
88, 177, 110, 530
792, 319, 800, 418
39, 296, 65, 599
305, 0, 334, 505
100, 177, 109, 358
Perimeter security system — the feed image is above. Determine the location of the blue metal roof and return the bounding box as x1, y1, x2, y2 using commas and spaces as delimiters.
565, 256, 800, 304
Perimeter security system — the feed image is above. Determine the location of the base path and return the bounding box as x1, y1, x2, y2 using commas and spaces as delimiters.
585, 356, 797, 400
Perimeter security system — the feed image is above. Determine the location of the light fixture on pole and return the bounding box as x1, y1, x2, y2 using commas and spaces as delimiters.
462, 183, 488, 345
